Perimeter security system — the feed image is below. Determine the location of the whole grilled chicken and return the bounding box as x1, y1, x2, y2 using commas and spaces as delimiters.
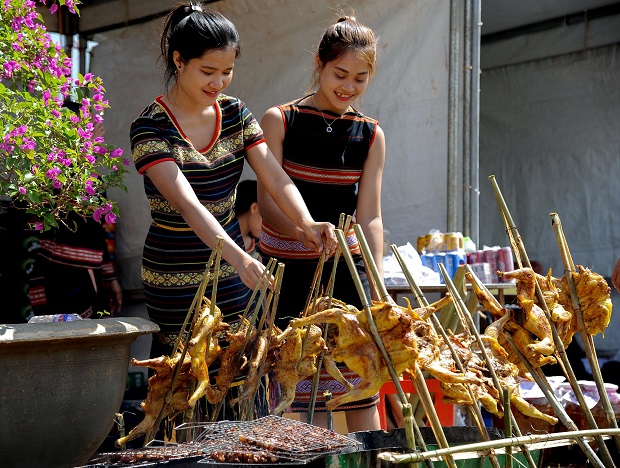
467, 271, 556, 375
115, 353, 192, 447
271, 324, 327, 415
552, 265, 613, 336
206, 325, 257, 404
499, 268, 554, 356
188, 298, 228, 407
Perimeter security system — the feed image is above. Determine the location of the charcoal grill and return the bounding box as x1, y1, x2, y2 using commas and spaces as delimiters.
83, 415, 360, 467
192, 415, 361, 464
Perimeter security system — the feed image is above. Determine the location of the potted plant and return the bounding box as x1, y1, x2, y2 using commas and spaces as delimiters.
0, 0, 127, 231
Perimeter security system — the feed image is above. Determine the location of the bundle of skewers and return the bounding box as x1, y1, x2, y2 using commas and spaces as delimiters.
114, 176, 620, 467
373, 176, 620, 467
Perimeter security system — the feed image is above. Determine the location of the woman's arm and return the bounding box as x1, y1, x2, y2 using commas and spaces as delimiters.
249, 107, 336, 254
256, 107, 303, 240
145, 161, 268, 290
355, 125, 387, 301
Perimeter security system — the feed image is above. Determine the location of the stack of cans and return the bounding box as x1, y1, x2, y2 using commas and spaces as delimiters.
418, 231, 467, 282
467, 247, 514, 283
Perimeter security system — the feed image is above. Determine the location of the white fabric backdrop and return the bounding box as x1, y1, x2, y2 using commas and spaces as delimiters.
92, 0, 455, 291
479, 44, 620, 354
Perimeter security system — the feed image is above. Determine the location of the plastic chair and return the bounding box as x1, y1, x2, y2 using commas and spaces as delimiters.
377, 378, 454, 430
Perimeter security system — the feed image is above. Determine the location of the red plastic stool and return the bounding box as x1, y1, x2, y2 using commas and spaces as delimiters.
377, 378, 454, 430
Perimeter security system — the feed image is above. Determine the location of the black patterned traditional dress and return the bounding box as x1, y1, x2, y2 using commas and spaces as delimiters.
259, 95, 380, 412
131, 95, 263, 355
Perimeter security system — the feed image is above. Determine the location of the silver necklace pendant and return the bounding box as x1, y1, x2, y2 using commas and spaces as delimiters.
326, 126, 333, 133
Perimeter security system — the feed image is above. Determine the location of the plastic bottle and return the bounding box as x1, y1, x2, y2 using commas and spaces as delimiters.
28, 313, 84, 323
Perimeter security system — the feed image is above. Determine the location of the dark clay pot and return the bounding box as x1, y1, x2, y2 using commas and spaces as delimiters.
0, 317, 159, 468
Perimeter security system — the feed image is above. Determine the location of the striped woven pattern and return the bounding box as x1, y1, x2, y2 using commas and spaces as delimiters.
131, 94, 263, 336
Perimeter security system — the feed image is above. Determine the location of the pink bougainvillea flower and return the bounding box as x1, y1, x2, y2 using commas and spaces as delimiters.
85, 179, 96, 195
45, 167, 61, 179
2, 0, 126, 231
110, 148, 123, 158
105, 212, 117, 224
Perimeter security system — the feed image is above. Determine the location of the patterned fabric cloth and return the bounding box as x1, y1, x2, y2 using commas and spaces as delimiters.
259, 95, 378, 260
29, 212, 116, 318
259, 95, 379, 412
131, 94, 264, 348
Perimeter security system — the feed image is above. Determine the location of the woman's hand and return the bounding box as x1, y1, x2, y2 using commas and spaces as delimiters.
298, 221, 337, 256
104, 279, 123, 316
231, 253, 274, 291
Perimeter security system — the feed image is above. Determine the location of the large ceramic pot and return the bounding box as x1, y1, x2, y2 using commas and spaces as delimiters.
0, 317, 159, 468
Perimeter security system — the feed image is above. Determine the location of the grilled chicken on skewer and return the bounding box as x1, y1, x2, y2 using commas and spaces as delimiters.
115, 353, 192, 447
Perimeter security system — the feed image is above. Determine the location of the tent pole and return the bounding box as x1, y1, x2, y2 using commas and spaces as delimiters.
463, 0, 472, 239
469, 0, 482, 248
447, 0, 461, 233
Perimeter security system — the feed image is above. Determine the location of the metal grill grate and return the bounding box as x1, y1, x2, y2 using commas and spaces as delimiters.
94, 442, 206, 465
187, 415, 361, 464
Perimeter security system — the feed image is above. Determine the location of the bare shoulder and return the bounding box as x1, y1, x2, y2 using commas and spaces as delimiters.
260, 106, 285, 138
370, 124, 386, 151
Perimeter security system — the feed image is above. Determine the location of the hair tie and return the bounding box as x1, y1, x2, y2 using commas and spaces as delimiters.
190, 2, 202, 12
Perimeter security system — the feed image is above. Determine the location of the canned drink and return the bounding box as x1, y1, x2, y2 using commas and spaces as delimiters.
497, 247, 515, 280
482, 249, 499, 283
467, 250, 484, 264
417, 235, 427, 253
443, 232, 464, 252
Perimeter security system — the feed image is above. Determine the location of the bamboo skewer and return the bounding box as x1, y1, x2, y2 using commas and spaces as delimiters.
242, 263, 285, 421
146, 237, 223, 445
378, 427, 620, 464
237, 258, 277, 330
503, 334, 607, 468
209, 258, 277, 422
441, 264, 537, 468
335, 229, 429, 460
236, 258, 277, 366
234, 260, 277, 419
551, 212, 620, 450
184, 240, 225, 439
297, 249, 327, 374
502, 388, 512, 468
390, 246, 502, 468
352, 226, 456, 468
307, 214, 351, 424
464, 266, 611, 467
488, 175, 615, 465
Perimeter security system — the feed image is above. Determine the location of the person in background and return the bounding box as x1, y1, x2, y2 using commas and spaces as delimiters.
258, 14, 385, 432
29, 106, 122, 318
130, 3, 335, 359
234, 179, 262, 259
